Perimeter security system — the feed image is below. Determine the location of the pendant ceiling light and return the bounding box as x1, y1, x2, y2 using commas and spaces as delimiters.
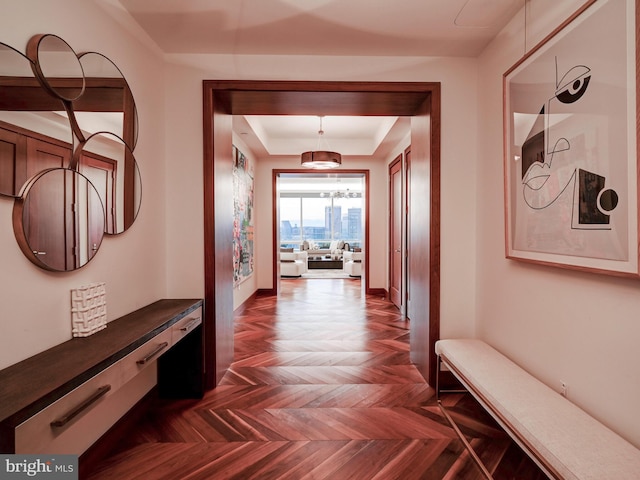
301, 116, 342, 169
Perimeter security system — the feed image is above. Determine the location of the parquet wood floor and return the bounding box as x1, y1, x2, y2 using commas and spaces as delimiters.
86, 279, 546, 479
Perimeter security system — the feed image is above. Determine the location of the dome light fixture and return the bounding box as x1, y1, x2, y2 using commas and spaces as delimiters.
301, 116, 342, 169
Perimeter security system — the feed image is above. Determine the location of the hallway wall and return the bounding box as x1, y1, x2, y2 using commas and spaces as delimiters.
0, 0, 167, 370
164, 56, 480, 341
1, 1, 479, 394
476, 0, 640, 447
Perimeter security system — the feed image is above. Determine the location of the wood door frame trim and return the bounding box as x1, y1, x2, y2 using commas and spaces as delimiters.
273, 169, 370, 294
388, 154, 403, 308
202, 80, 441, 387
403, 146, 411, 312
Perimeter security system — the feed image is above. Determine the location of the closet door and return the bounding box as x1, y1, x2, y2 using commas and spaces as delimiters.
389, 155, 403, 309
23, 137, 72, 270
0, 124, 27, 196
81, 152, 115, 234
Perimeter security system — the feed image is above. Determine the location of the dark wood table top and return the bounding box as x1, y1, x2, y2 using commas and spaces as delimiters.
0, 298, 202, 426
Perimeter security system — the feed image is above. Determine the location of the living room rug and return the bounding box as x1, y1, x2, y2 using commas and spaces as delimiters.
301, 269, 357, 280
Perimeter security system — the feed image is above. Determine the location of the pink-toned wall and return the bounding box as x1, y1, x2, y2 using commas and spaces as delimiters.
476, 0, 640, 447
0, 0, 167, 370
0, 0, 480, 380
14, 0, 627, 448
163, 56, 479, 339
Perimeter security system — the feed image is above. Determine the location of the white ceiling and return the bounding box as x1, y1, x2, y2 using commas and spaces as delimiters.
112, 0, 524, 159
244, 115, 398, 156
117, 0, 523, 57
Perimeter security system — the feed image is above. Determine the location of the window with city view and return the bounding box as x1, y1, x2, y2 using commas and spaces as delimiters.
279, 176, 364, 250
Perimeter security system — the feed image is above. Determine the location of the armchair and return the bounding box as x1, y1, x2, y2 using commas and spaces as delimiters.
280, 249, 308, 277
343, 250, 362, 277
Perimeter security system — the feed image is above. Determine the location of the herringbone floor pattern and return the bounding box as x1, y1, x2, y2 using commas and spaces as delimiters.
86, 279, 546, 479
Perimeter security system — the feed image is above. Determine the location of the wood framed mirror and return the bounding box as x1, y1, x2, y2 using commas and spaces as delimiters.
13, 168, 105, 272
0, 34, 142, 271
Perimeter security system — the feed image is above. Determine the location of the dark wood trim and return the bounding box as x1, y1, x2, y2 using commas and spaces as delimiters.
368, 288, 388, 298
404, 146, 411, 312
429, 87, 442, 387
363, 170, 371, 294
202, 81, 441, 389
272, 170, 280, 294
388, 154, 402, 309
202, 88, 234, 389
0, 119, 72, 150
408, 86, 441, 388
201, 81, 439, 116
202, 85, 216, 390
272, 169, 371, 294
256, 288, 277, 297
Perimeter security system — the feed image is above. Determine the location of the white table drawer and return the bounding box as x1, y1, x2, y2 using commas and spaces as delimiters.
171, 307, 202, 345
15, 360, 122, 453
120, 327, 173, 386
1, 299, 203, 456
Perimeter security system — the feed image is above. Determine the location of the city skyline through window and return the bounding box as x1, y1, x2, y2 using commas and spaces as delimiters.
279, 177, 364, 249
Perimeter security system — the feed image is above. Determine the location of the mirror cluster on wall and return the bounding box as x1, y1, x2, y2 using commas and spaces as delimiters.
0, 34, 142, 272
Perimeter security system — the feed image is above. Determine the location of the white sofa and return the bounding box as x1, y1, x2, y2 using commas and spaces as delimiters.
280, 250, 308, 277
303, 240, 347, 258
343, 251, 362, 277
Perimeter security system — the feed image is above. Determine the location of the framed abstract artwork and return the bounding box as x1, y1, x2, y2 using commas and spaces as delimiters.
232, 146, 255, 286
503, 0, 639, 276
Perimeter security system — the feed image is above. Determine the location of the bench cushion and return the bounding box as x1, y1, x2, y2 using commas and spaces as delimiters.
436, 339, 640, 480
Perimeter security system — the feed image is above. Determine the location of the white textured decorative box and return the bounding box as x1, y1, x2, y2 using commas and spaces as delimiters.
71, 282, 107, 337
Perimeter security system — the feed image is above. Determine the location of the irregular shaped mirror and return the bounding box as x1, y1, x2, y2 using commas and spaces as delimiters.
74, 52, 139, 150
2, 34, 143, 271
77, 132, 141, 235
0, 42, 73, 197
27, 34, 84, 102
13, 168, 105, 272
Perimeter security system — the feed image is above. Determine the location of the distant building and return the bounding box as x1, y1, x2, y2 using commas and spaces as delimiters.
280, 220, 293, 239
347, 208, 362, 243
325, 205, 342, 238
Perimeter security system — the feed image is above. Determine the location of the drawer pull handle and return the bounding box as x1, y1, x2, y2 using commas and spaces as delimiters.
136, 342, 169, 365
50, 385, 111, 428
180, 317, 201, 333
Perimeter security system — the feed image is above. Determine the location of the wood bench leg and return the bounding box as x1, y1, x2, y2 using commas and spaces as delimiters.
438, 400, 494, 480
436, 354, 494, 479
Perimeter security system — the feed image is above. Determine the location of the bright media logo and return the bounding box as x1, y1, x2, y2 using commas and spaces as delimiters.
0, 455, 77, 479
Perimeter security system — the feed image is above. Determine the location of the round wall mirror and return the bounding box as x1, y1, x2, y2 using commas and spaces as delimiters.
27, 34, 85, 102
76, 132, 141, 235
0, 42, 73, 198
13, 168, 105, 272
75, 52, 139, 150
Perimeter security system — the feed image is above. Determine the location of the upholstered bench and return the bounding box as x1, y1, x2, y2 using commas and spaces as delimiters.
435, 339, 640, 479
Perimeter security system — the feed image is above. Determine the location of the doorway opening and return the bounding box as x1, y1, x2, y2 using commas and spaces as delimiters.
275, 171, 367, 286
203, 81, 440, 389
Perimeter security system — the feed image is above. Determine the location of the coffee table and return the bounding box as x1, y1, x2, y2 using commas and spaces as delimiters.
307, 257, 343, 269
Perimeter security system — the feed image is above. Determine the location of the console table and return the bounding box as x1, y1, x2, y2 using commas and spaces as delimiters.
0, 298, 203, 455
